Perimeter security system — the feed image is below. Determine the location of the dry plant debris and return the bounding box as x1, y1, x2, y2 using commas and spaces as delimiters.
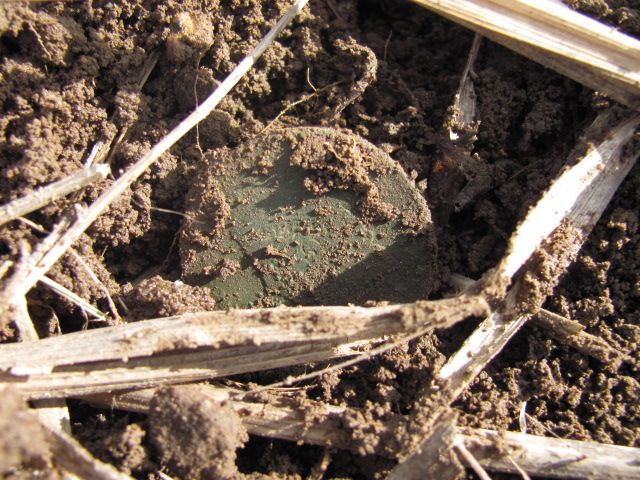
411, 0, 640, 108
1, 0, 640, 478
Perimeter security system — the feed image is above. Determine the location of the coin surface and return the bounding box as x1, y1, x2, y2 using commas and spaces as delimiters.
180, 127, 437, 308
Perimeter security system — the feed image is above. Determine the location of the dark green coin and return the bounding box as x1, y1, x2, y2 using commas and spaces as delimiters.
180, 127, 437, 308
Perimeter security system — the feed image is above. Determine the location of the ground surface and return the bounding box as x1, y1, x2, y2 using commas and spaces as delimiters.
0, 0, 639, 478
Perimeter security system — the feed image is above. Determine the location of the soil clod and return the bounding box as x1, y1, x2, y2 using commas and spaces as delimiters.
148, 385, 248, 480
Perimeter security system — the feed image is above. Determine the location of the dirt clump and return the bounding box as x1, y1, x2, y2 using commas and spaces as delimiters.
148, 385, 248, 480
73, 413, 153, 476
121, 275, 217, 320
0, 386, 52, 476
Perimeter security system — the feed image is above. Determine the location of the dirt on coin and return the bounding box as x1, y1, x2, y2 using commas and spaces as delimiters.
0, 0, 639, 478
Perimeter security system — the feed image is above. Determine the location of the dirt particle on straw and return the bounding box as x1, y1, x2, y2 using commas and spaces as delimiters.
165, 11, 214, 64
148, 385, 248, 480
515, 222, 585, 315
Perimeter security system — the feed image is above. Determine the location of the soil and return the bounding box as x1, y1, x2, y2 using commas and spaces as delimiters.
0, 0, 639, 479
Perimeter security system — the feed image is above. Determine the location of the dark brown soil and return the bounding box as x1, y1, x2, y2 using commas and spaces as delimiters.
148, 385, 248, 479
0, 0, 639, 478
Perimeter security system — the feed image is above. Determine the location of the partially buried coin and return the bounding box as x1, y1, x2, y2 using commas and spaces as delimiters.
180, 127, 438, 309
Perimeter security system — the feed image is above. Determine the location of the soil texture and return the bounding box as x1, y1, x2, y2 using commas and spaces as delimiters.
0, 0, 639, 478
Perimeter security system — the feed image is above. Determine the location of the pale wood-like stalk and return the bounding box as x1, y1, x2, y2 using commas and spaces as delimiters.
411, 0, 640, 108
0, 297, 488, 399
86, 386, 640, 479
389, 109, 640, 475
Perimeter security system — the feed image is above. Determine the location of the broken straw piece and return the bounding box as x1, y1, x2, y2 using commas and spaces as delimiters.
38, 275, 107, 321
393, 109, 640, 474
444, 111, 640, 395
0, 164, 110, 227
88, 386, 640, 479
0, 295, 489, 399
495, 112, 640, 284
411, 0, 640, 108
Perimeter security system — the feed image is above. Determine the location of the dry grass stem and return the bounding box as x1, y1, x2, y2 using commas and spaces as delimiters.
453, 439, 493, 480
442, 109, 640, 395
14, 292, 38, 342
10, 273, 72, 433
463, 428, 640, 480
437, 108, 640, 401
450, 273, 622, 365
494, 111, 640, 284
448, 33, 481, 138
411, 0, 640, 108
0, 297, 489, 399
0, 164, 109, 227
68, 249, 121, 322
533, 308, 624, 365
86, 386, 640, 479
38, 275, 108, 321
393, 108, 640, 469
0, 214, 72, 336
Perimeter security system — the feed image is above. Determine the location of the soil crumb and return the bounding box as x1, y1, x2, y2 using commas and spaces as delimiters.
73, 414, 152, 476
121, 275, 216, 320
148, 385, 248, 480
0, 385, 52, 476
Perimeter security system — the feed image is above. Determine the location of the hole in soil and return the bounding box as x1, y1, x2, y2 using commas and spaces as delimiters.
0, 33, 20, 55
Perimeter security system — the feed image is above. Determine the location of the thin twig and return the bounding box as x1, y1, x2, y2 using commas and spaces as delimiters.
494, 111, 640, 284
38, 275, 108, 321
84, 52, 159, 170
0, 164, 109, 227
454, 439, 493, 480
0, 215, 72, 336
68, 249, 121, 323
258, 81, 342, 135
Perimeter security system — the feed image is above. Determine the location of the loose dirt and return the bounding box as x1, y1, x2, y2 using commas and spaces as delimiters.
0, 0, 639, 478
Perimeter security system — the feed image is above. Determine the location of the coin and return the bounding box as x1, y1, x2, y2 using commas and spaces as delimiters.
180, 127, 437, 308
